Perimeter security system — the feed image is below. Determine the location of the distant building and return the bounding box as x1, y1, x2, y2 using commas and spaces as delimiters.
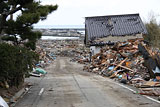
85, 13, 148, 55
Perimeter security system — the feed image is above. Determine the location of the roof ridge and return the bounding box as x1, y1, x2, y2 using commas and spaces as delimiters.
85, 13, 139, 18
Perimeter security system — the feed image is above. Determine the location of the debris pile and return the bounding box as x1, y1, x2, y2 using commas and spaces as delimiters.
37, 40, 85, 56
82, 38, 160, 96
35, 40, 58, 68
35, 39, 90, 66
70, 49, 90, 64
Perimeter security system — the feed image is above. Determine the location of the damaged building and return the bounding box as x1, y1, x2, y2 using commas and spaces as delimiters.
85, 13, 148, 55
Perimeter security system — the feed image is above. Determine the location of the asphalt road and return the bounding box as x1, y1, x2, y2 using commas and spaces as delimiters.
15, 57, 160, 107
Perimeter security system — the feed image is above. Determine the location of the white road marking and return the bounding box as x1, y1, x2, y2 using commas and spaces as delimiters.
39, 88, 44, 96
144, 95, 160, 104
114, 81, 160, 104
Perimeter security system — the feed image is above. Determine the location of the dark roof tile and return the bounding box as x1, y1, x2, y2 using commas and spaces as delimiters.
85, 13, 148, 41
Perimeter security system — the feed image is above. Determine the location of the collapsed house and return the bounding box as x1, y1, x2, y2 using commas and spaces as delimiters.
85, 13, 148, 55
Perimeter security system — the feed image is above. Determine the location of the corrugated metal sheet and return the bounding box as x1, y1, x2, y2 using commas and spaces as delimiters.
85, 14, 148, 41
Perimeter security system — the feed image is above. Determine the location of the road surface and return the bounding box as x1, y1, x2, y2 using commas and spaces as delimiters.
15, 57, 160, 107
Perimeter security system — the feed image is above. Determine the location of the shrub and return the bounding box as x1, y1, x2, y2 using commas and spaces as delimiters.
145, 17, 160, 48
0, 43, 39, 88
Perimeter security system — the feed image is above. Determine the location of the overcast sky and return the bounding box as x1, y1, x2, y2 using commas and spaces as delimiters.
35, 0, 160, 26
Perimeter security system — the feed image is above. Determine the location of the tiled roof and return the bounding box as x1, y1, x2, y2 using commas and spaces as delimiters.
85, 13, 147, 41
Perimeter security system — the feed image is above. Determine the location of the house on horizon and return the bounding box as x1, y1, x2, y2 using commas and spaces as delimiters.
85, 13, 148, 55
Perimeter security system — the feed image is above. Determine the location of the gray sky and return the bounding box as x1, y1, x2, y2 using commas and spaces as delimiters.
35, 0, 160, 26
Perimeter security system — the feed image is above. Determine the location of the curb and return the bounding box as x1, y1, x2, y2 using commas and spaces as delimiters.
9, 86, 32, 107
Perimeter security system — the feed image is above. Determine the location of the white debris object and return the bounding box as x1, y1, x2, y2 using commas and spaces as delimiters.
0, 96, 9, 107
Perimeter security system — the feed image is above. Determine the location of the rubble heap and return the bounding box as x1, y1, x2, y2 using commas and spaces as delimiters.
83, 39, 160, 96
36, 39, 89, 67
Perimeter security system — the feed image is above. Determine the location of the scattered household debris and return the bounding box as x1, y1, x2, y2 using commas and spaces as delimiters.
35, 68, 47, 74
30, 68, 47, 77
